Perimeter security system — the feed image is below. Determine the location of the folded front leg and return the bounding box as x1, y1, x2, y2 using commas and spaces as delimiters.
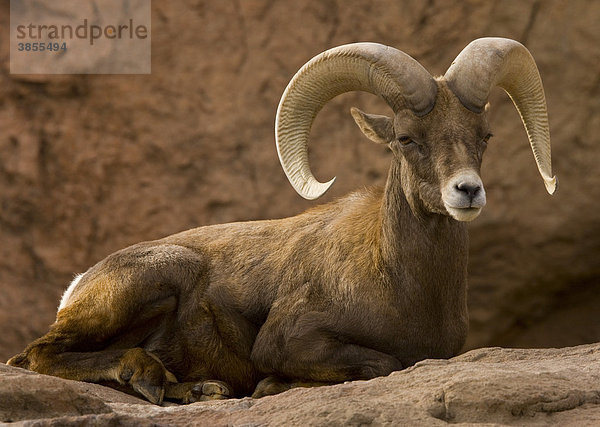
8, 343, 175, 405
251, 311, 402, 397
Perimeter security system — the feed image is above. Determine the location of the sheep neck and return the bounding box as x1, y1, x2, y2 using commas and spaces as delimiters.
379, 160, 469, 298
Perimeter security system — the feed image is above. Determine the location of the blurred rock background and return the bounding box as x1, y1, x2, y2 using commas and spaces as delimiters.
0, 0, 598, 361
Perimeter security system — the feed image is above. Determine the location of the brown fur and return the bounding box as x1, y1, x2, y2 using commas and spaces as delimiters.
8, 82, 493, 403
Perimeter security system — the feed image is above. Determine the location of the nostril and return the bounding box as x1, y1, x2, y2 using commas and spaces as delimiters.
455, 182, 481, 199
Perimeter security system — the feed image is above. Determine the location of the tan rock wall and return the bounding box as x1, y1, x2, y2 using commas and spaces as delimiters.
1, 0, 599, 360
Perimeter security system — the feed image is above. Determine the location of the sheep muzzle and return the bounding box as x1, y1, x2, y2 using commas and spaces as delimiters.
442, 172, 486, 222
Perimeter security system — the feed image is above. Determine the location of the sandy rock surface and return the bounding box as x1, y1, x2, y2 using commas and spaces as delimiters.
1, 343, 599, 426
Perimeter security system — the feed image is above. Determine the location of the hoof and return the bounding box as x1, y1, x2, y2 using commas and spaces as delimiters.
6, 352, 30, 369
132, 379, 165, 405
120, 348, 170, 405
183, 380, 232, 403
252, 376, 292, 398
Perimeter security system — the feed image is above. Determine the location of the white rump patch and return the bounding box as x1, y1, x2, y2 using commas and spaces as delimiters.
58, 273, 84, 312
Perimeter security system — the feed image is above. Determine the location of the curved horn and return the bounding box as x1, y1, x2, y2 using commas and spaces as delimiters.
276, 42, 437, 200
444, 37, 557, 194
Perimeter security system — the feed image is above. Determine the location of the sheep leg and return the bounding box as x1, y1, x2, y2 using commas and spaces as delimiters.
8, 288, 251, 403
253, 341, 402, 396
8, 338, 234, 404
8, 341, 174, 404
251, 338, 402, 398
7, 288, 184, 403
252, 311, 403, 397
7, 292, 236, 404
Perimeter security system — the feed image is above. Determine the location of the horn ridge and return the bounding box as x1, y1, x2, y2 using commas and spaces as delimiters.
444, 37, 556, 194
276, 42, 436, 200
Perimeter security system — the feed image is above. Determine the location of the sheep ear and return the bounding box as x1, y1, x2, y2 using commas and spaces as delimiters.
350, 107, 395, 145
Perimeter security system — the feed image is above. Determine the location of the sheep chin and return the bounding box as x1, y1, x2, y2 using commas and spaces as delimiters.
445, 206, 482, 222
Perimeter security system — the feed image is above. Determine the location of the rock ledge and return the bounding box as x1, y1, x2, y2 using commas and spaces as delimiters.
2, 343, 599, 426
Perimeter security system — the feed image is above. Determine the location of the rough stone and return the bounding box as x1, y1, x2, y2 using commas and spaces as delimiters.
0, 363, 147, 423
2, 344, 599, 425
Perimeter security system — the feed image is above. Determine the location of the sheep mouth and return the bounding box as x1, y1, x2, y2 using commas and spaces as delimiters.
445, 206, 482, 222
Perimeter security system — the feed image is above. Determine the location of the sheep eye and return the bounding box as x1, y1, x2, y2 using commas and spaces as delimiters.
482, 133, 493, 144
397, 135, 414, 145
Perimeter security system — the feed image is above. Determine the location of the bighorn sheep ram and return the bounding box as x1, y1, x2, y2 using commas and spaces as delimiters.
8, 38, 556, 404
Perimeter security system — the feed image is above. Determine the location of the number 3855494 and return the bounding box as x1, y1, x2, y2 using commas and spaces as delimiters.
17, 42, 67, 52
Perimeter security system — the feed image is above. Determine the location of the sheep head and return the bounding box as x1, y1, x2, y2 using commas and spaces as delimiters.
276, 38, 556, 221
350, 82, 489, 221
